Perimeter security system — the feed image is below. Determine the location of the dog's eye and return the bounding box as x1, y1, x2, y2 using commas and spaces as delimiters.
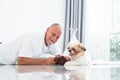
72, 48, 75, 51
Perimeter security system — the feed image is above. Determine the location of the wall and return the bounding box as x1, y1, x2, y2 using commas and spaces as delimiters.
0, 0, 65, 50
84, 0, 112, 61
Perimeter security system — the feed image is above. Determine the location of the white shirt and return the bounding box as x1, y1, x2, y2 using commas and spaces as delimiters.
0, 33, 61, 64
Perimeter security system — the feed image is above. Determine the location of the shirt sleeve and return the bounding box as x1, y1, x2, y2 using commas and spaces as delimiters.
39, 53, 54, 58
18, 38, 33, 58
50, 44, 61, 55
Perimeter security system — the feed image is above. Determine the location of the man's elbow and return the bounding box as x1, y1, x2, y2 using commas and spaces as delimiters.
18, 57, 25, 65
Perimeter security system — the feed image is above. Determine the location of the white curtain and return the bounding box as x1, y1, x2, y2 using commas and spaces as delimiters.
63, 0, 84, 52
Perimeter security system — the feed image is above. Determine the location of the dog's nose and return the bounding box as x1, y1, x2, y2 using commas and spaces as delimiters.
69, 50, 71, 52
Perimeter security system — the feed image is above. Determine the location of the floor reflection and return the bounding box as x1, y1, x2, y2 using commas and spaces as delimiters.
111, 67, 120, 80
0, 65, 120, 80
17, 65, 68, 80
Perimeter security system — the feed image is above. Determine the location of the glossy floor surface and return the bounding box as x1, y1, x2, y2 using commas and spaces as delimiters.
0, 65, 120, 80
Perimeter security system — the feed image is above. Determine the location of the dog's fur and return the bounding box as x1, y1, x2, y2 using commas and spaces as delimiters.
64, 42, 91, 66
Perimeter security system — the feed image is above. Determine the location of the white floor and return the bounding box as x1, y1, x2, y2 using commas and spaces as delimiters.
0, 65, 120, 80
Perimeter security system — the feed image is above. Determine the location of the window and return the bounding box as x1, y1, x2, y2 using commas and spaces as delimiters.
85, 0, 111, 62
110, 0, 120, 61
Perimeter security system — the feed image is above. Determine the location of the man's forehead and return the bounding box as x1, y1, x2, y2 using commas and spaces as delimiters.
50, 26, 61, 32
51, 30, 61, 35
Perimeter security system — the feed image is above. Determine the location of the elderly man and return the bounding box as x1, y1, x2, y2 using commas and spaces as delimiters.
0, 23, 69, 65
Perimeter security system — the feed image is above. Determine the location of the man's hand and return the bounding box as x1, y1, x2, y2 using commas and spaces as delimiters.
64, 56, 71, 61
46, 57, 56, 65
54, 55, 71, 65
54, 54, 62, 63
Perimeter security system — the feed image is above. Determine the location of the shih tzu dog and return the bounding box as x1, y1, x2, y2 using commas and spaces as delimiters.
64, 42, 91, 66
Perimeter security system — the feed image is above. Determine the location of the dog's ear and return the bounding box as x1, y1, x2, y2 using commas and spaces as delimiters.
79, 43, 86, 51
81, 46, 86, 51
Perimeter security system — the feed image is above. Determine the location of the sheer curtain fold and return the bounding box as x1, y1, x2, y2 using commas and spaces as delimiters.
63, 0, 84, 52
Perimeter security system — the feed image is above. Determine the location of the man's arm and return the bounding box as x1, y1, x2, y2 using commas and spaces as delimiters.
18, 57, 55, 65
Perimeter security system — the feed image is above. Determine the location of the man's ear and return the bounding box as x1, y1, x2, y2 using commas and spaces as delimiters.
46, 27, 50, 32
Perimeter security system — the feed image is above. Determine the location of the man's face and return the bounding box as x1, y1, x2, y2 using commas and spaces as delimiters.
45, 26, 61, 46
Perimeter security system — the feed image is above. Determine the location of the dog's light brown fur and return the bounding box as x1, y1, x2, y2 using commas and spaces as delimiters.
64, 42, 91, 66
67, 42, 86, 60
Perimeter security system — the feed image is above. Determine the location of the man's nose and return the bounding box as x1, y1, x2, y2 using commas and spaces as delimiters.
52, 36, 57, 41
